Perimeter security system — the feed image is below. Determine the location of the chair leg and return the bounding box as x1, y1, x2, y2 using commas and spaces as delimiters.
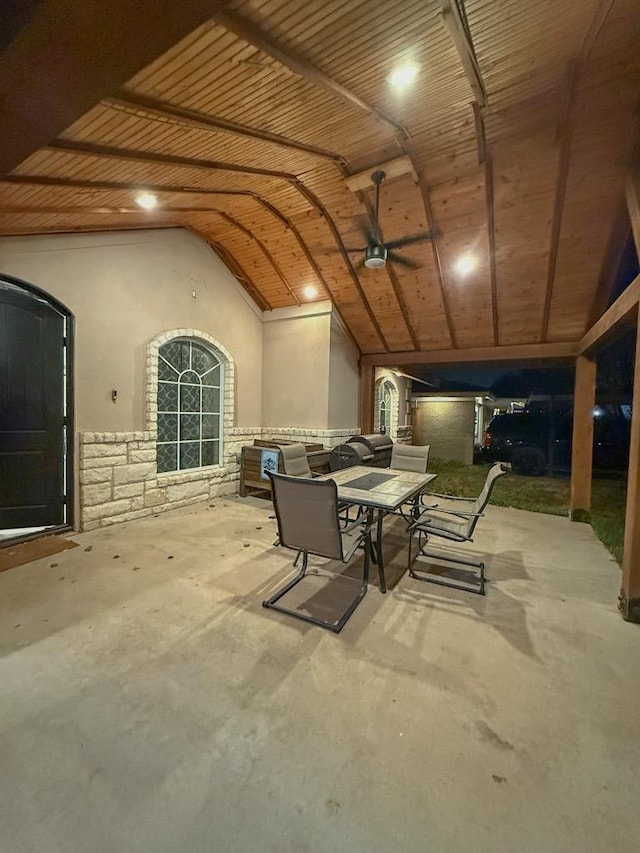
408, 530, 486, 595
262, 538, 371, 633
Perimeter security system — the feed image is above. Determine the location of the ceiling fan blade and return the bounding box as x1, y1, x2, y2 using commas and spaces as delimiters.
384, 230, 437, 251
355, 215, 376, 246
387, 251, 422, 271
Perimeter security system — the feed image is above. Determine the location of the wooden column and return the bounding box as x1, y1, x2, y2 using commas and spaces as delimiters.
620, 319, 640, 622
360, 364, 375, 434
570, 356, 597, 522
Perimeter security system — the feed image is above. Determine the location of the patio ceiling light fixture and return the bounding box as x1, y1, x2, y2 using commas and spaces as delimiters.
454, 254, 476, 276
303, 285, 318, 299
388, 62, 419, 93
135, 192, 158, 210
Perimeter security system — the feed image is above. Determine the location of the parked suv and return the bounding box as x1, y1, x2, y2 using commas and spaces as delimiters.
482, 407, 630, 475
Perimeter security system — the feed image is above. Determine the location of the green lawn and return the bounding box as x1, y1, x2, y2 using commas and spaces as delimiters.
428, 457, 627, 563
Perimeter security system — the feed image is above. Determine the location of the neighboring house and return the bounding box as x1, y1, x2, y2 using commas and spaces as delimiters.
412, 391, 495, 464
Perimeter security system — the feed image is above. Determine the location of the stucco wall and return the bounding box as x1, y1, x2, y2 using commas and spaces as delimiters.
262, 304, 331, 428
328, 314, 360, 430
414, 400, 475, 463
0, 228, 263, 431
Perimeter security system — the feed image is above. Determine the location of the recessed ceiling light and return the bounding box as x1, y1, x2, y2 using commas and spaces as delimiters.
388, 63, 419, 92
303, 285, 318, 299
136, 192, 158, 210
455, 255, 476, 276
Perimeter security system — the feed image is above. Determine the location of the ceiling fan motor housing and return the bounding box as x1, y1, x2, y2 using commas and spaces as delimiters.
364, 244, 387, 268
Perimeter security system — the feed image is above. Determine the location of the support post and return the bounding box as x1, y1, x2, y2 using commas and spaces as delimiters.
360, 363, 375, 434
570, 356, 596, 522
620, 319, 640, 622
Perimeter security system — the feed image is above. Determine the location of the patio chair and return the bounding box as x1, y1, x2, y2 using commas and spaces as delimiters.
388, 443, 431, 522
263, 472, 372, 633
273, 444, 350, 549
407, 462, 510, 595
279, 442, 317, 477
390, 443, 430, 473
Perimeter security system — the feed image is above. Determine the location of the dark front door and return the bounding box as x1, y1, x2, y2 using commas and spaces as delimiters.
0, 284, 67, 528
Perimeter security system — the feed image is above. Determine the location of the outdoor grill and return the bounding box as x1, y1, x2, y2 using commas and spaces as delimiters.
328, 433, 394, 471
348, 433, 394, 468
329, 441, 373, 471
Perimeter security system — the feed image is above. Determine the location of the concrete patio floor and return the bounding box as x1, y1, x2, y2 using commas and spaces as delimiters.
1, 497, 639, 853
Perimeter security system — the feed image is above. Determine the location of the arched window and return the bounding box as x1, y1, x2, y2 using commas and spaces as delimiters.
379, 380, 394, 434
156, 338, 223, 472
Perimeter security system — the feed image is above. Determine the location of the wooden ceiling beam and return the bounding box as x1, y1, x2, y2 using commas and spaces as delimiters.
47, 139, 295, 181
2, 173, 254, 198
0, 0, 227, 178
361, 341, 580, 368
108, 93, 348, 167
0, 205, 224, 215
441, 0, 487, 106
214, 9, 408, 139
484, 149, 499, 345
579, 274, 640, 356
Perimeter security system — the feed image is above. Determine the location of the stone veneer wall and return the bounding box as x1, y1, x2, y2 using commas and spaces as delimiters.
79, 426, 360, 530
396, 425, 413, 444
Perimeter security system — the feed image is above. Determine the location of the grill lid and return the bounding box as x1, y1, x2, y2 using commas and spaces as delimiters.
329, 442, 373, 471
348, 433, 393, 453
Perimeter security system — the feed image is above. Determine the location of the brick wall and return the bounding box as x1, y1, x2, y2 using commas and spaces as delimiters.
414, 401, 474, 463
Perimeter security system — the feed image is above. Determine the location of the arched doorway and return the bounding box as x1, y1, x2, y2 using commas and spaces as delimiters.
0, 275, 74, 540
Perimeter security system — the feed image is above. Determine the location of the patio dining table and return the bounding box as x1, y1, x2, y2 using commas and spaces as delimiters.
318, 465, 436, 593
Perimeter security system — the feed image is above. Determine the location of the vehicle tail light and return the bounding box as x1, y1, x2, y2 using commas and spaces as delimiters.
482, 430, 491, 448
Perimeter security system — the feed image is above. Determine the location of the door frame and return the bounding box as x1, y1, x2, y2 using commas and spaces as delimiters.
0, 272, 75, 544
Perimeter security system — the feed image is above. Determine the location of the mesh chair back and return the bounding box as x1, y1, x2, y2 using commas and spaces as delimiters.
469, 463, 509, 530
390, 443, 430, 473
269, 472, 343, 560
279, 443, 312, 477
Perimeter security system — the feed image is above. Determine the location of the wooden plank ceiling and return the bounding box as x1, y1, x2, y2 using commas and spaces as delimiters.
1, 0, 639, 355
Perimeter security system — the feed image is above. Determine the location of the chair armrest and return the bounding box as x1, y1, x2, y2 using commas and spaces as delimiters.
421, 491, 474, 502
409, 509, 484, 532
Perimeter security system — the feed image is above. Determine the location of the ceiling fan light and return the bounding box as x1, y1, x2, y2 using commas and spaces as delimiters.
364, 244, 387, 269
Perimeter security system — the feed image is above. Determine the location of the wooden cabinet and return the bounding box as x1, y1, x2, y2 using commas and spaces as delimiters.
239, 440, 330, 497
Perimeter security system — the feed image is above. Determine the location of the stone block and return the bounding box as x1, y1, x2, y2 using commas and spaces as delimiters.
128, 447, 156, 464
80, 467, 112, 485
166, 480, 210, 502
101, 508, 153, 526
131, 495, 145, 510
83, 498, 132, 522
113, 482, 144, 500
82, 454, 126, 470
81, 482, 113, 507
82, 442, 128, 459
145, 488, 167, 507
113, 461, 156, 485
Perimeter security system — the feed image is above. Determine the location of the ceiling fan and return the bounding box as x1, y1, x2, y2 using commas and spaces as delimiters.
345, 170, 436, 270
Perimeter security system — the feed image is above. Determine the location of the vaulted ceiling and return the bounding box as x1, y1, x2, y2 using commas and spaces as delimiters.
1, 0, 639, 356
